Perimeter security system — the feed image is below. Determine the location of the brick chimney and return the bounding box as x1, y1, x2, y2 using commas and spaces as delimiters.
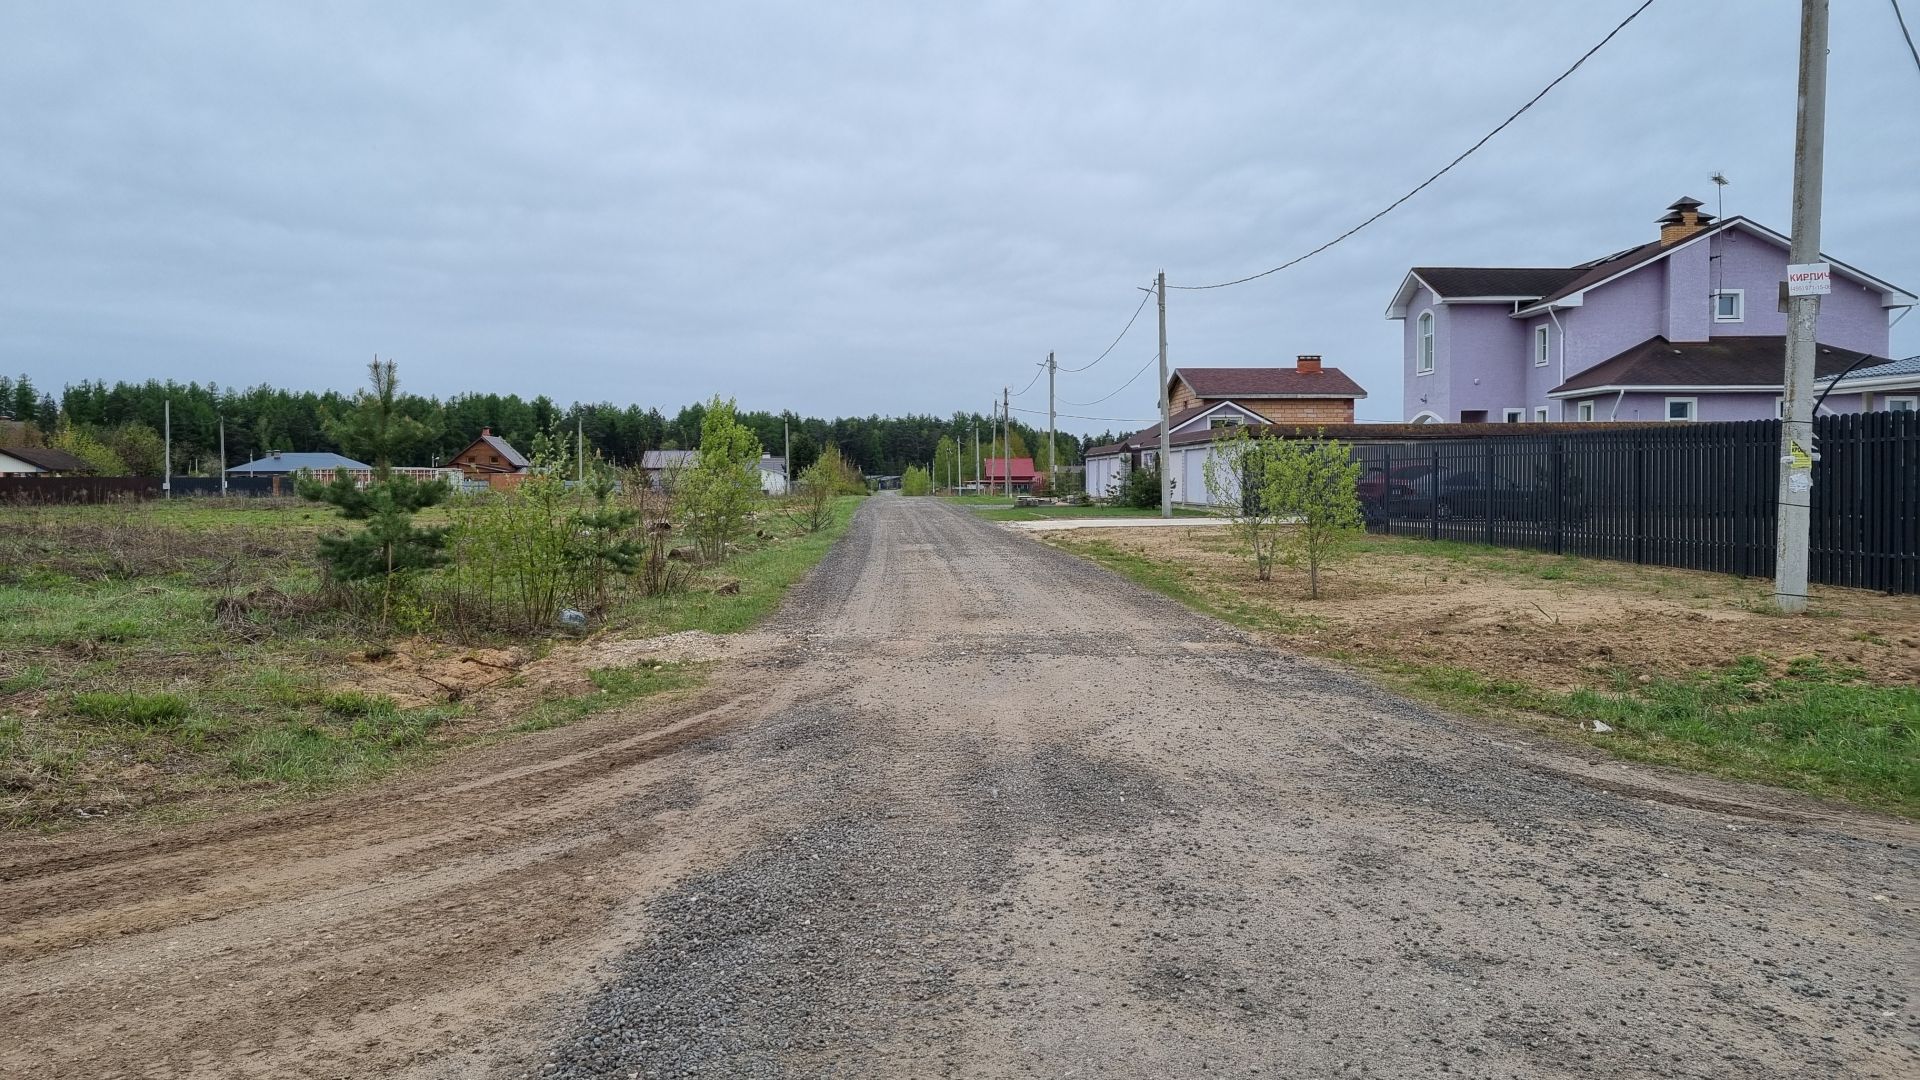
1657, 196, 1715, 245
481, 427, 491, 436
1295, 354, 1322, 373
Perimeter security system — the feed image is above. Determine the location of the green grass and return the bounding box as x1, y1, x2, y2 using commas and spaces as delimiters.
0, 493, 863, 829
514, 661, 705, 733
225, 702, 461, 788
619, 496, 861, 636
1377, 657, 1918, 813
68, 691, 192, 729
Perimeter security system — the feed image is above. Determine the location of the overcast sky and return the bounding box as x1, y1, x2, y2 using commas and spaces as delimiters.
3, 1, 1916, 433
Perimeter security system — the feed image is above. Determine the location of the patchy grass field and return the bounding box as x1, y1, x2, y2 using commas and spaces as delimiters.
0, 495, 860, 828
1044, 525, 1920, 814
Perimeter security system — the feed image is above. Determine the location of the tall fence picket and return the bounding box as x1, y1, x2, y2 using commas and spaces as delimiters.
1351, 414, 1916, 595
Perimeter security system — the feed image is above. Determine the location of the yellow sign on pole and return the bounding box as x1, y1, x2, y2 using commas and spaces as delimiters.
1788, 440, 1813, 471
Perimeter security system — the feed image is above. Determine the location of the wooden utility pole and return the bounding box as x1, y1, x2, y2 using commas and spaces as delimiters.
1156, 270, 1171, 518
784, 420, 791, 495
218, 416, 227, 496
1775, 0, 1827, 613
577, 415, 584, 483
163, 399, 171, 500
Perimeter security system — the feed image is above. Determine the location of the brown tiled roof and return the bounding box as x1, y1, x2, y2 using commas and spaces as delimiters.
1174, 366, 1367, 400
1551, 336, 1882, 395
1528, 238, 1674, 308
1, 446, 93, 472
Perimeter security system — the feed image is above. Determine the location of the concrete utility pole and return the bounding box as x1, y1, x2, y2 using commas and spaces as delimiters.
784, 420, 791, 495
1046, 351, 1057, 496
1002, 386, 1012, 498
1775, 0, 1828, 614
577, 415, 584, 483
973, 420, 980, 494
1156, 270, 1171, 518
163, 399, 171, 499
218, 416, 227, 495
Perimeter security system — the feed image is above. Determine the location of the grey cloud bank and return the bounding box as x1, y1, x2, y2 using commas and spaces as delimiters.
2, 1, 1915, 432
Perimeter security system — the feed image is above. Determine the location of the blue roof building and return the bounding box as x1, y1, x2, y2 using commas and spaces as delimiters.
226, 452, 372, 474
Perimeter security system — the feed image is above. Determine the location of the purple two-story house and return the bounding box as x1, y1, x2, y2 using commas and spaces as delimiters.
1385, 197, 1916, 423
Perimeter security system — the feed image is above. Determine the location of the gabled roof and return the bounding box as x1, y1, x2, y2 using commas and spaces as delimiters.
1083, 400, 1274, 458
758, 456, 787, 475
1172, 366, 1368, 400
0, 446, 93, 472
227, 452, 371, 473
1388, 214, 1918, 320
458, 431, 529, 470
1548, 336, 1882, 398
640, 449, 697, 469
1388, 267, 1586, 315
982, 456, 1037, 480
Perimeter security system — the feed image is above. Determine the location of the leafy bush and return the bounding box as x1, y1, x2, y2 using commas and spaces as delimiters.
901, 465, 932, 495
677, 397, 764, 561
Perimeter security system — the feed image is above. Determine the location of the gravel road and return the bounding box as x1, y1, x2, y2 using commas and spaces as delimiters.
4, 494, 1915, 1079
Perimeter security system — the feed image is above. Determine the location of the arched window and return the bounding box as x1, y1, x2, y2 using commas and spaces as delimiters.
1416, 311, 1435, 374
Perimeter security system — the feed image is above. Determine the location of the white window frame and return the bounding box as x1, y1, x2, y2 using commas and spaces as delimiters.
1533, 324, 1550, 367
1665, 396, 1698, 422
1712, 289, 1745, 322
1887, 395, 1918, 412
1502, 408, 1525, 424
1534, 406, 1550, 423
1416, 311, 1435, 374
1774, 397, 1785, 418
1576, 400, 1595, 422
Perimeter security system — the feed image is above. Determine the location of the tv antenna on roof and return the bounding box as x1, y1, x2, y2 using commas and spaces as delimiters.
1709, 171, 1729, 220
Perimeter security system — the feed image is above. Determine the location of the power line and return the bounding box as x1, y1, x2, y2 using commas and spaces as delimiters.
1059, 285, 1155, 372
1009, 404, 1154, 424
1896, 0, 1920, 77
1060, 351, 1158, 407
1007, 361, 1046, 398
1168, 0, 1657, 291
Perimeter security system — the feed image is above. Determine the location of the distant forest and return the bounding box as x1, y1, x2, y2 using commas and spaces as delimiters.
0, 372, 1126, 478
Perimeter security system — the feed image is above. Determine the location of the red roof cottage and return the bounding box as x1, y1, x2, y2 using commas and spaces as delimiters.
982, 456, 1039, 494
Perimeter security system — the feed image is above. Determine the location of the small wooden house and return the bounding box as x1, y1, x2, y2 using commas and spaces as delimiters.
450, 428, 530, 489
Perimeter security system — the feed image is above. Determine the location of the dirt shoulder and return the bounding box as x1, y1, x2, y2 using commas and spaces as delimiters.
1037, 524, 1920, 809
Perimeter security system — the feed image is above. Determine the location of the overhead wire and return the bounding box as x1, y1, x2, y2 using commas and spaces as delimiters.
1167, 0, 1658, 291
1058, 285, 1155, 372
1060, 351, 1159, 407
1009, 404, 1155, 424
1006, 361, 1046, 398
1895, 0, 1920, 77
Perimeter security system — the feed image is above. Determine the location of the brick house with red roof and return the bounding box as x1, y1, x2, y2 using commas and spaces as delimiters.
1083, 356, 1369, 500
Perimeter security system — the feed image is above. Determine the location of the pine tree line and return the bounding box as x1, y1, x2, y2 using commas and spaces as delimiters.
0, 372, 1117, 478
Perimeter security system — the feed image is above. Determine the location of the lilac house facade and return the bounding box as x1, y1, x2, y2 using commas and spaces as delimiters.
1386, 198, 1917, 423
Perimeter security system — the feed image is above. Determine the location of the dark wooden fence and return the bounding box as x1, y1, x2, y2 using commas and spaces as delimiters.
1351, 411, 1918, 595
0, 475, 279, 504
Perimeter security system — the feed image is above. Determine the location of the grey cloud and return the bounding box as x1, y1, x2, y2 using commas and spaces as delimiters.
2, 1, 1915, 431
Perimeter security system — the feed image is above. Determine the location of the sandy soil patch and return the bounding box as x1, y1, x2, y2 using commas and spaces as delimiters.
1040, 525, 1920, 692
